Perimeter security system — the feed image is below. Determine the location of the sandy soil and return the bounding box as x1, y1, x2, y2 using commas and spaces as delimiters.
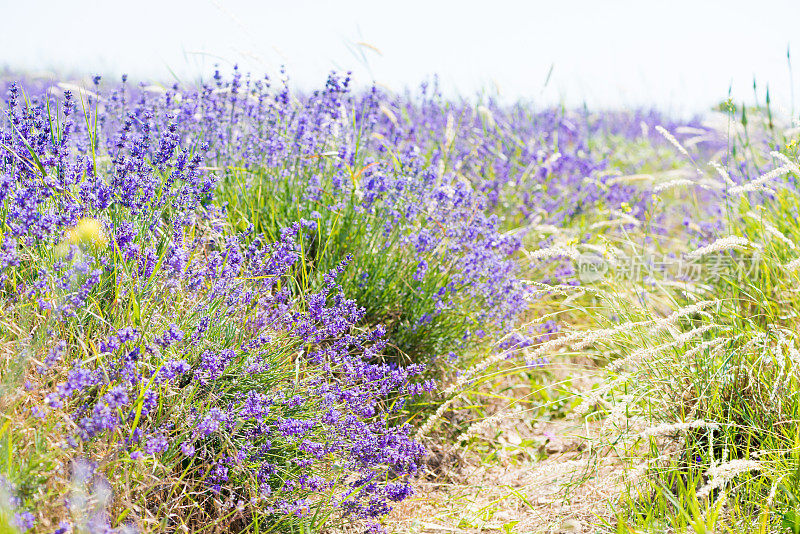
383, 356, 626, 534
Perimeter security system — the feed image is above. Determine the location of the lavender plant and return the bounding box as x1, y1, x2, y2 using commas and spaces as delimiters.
0, 80, 430, 532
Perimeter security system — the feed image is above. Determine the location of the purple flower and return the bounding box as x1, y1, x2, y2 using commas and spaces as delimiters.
194, 408, 226, 438
13, 511, 35, 532
144, 434, 169, 455
180, 442, 196, 456
157, 359, 191, 382
413, 260, 428, 281
43, 340, 67, 369
156, 323, 184, 348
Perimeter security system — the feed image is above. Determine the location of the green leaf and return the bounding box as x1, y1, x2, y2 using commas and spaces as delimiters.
782, 510, 800, 534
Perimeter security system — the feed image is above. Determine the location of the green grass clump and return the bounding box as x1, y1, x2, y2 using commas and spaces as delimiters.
214, 143, 526, 373
572, 136, 800, 530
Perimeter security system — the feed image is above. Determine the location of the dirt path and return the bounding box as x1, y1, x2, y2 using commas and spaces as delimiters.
387, 362, 624, 534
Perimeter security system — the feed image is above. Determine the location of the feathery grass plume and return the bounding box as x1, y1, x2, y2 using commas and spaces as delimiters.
771, 150, 800, 174
766, 477, 782, 508
605, 173, 655, 186
685, 236, 752, 260
652, 178, 705, 193
525, 246, 581, 261
65, 218, 108, 247
573, 372, 631, 416
756, 219, 796, 250
728, 165, 792, 194
520, 331, 586, 366
525, 281, 602, 293
683, 337, 727, 359
648, 300, 720, 333
454, 410, 509, 444
608, 324, 722, 372
525, 281, 603, 300
602, 394, 635, 431
785, 257, 800, 271
54, 82, 102, 101
695, 459, 762, 500
786, 341, 800, 380
378, 103, 399, 128
769, 333, 793, 405
529, 224, 564, 234
571, 321, 650, 350
610, 209, 643, 225
710, 160, 737, 187
415, 393, 464, 439
655, 125, 691, 159
589, 217, 642, 230
417, 327, 584, 439
637, 419, 721, 439
477, 105, 496, 128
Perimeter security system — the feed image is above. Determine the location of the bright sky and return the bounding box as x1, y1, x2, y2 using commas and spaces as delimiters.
2, 0, 799, 114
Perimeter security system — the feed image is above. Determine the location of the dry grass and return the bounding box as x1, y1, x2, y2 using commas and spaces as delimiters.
373, 352, 629, 534
387, 419, 624, 534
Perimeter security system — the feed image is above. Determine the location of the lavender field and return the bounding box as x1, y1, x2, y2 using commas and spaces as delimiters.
2, 23, 800, 534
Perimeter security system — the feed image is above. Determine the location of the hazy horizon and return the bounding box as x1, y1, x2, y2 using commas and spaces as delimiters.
2, 0, 799, 115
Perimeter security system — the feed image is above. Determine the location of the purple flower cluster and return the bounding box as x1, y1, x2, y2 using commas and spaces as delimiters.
0, 74, 439, 529
369, 85, 644, 226
26, 222, 428, 527
4, 70, 720, 365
